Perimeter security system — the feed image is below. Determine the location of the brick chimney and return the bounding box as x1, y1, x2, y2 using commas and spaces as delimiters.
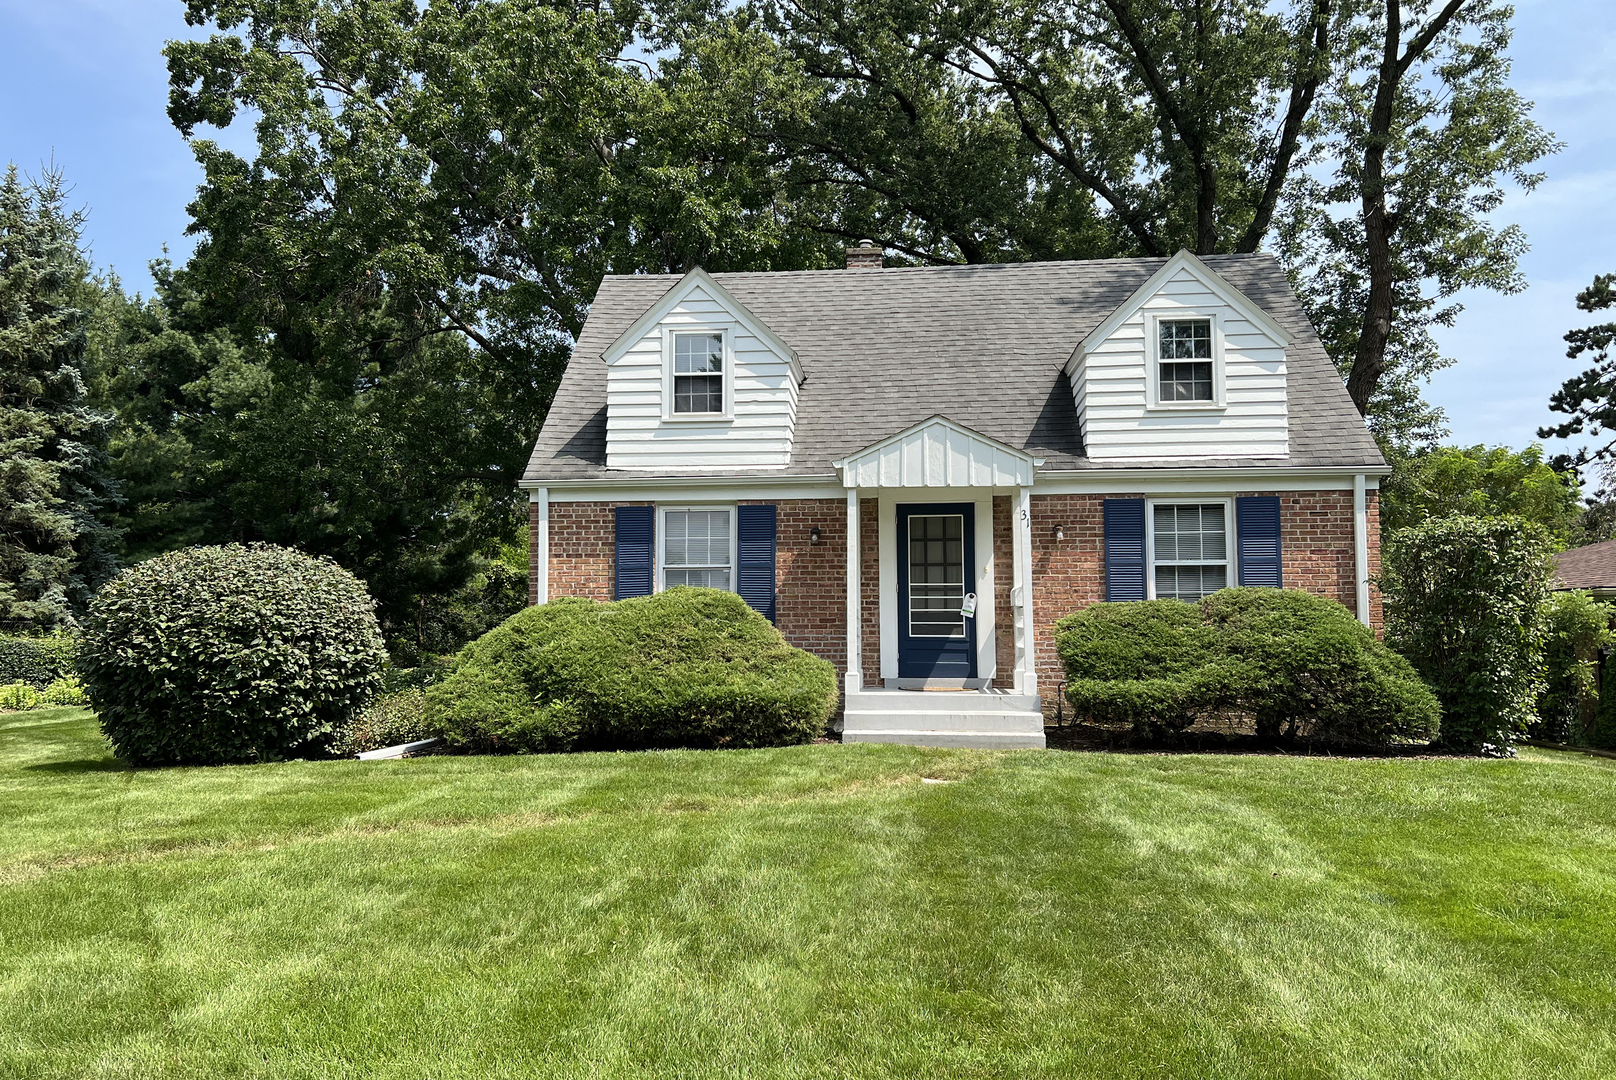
845, 240, 883, 270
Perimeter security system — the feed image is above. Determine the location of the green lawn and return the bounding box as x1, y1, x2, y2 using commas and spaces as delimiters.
2, 710, 1615, 1079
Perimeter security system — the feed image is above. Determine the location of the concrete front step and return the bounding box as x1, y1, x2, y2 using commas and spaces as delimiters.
842, 728, 1047, 749
840, 689, 1046, 749
842, 709, 1044, 734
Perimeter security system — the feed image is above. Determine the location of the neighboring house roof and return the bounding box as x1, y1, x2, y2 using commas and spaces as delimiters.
524, 253, 1385, 482
1554, 539, 1616, 592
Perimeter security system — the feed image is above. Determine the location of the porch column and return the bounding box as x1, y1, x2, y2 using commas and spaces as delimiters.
531, 487, 549, 605
1012, 485, 1037, 695
1353, 473, 1370, 625
845, 487, 862, 694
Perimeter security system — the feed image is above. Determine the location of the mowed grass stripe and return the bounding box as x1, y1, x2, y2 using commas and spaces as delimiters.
0, 710, 1613, 1078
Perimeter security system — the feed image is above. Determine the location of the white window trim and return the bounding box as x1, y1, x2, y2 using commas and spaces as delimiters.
662, 326, 735, 422
656, 504, 738, 593
1145, 312, 1227, 411
1144, 497, 1235, 600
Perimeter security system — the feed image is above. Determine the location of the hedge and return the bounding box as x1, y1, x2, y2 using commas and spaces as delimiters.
82, 544, 389, 765
428, 588, 839, 753
0, 633, 79, 690
1057, 588, 1440, 746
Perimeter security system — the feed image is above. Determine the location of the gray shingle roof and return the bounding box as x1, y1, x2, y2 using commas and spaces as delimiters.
1554, 539, 1616, 591
524, 253, 1385, 482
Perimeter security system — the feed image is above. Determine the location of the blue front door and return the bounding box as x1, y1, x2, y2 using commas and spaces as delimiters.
897, 503, 977, 680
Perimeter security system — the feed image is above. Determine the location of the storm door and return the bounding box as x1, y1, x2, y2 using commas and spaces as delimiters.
896, 503, 977, 680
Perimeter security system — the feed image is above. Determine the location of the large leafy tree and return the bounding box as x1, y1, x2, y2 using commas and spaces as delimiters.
149, 0, 837, 647
1280, 0, 1556, 440
1378, 444, 1581, 545
740, 0, 1551, 441
0, 166, 120, 630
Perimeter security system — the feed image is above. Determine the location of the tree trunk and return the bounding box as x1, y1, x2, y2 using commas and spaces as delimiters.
1347, 0, 1472, 416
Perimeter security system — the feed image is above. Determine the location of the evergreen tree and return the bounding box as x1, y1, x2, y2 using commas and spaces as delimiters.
0, 166, 120, 630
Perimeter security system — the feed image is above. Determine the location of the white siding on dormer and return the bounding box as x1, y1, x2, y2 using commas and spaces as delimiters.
605, 286, 799, 470
1070, 266, 1288, 460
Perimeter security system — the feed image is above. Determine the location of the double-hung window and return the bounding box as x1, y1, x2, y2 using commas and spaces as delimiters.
1151, 502, 1229, 601
1156, 318, 1215, 404
661, 508, 733, 590
672, 332, 725, 415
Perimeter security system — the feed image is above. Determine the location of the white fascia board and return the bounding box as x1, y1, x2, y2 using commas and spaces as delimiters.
1033, 464, 1387, 495
521, 473, 843, 503
1070, 249, 1292, 373
598, 267, 803, 384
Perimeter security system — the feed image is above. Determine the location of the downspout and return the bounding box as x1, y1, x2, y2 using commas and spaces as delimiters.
1353, 474, 1369, 625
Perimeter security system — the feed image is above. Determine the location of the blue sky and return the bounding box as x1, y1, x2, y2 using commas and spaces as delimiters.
2, 0, 1612, 456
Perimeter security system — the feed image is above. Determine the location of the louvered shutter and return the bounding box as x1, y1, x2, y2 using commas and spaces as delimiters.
614, 505, 654, 599
1236, 496, 1283, 587
736, 504, 778, 622
1104, 499, 1147, 601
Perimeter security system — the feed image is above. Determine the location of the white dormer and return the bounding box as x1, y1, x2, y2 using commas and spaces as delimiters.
1064, 250, 1291, 461
601, 268, 802, 470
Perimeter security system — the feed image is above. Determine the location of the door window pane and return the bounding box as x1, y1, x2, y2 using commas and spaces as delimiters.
908, 514, 966, 637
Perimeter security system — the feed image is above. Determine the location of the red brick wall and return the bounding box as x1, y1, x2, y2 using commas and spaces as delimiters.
751, 498, 847, 671
1026, 489, 1381, 692
546, 501, 642, 602
992, 495, 1014, 687
538, 498, 870, 679
534, 487, 1380, 697
1029, 494, 1127, 691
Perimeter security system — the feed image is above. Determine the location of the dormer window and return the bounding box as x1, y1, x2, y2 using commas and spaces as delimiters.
1147, 315, 1224, 409
673, 332, 725, 414
1158, 319, 1213, 401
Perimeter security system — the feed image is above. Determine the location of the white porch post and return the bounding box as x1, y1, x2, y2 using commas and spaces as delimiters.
1353, 473, 1370, 625
531, 487, 549, 605
1011, 485, 1037, 695
845, 487, 862, 694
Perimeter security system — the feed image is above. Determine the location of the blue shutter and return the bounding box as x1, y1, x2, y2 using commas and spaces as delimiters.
614, 505, 654, 599
1236, 496, 1283, 587
736, 504, 778, 622
1104, 499, 1147, 601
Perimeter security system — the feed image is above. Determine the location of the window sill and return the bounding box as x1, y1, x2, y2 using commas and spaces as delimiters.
659, 413, 735, 423
1144, 402, 1228, 414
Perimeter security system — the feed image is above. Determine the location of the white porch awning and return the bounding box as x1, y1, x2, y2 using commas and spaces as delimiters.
832, 415, 1043, 489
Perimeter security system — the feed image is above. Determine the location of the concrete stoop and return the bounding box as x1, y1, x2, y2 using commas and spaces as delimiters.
839, 688, 1045, 749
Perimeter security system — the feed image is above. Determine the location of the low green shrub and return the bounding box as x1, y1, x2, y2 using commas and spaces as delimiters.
82, 544, 389, 766
0, 682, 43, 712
40, 676, 88, 707
1056, 600, 1231, 738
0, 633, 79, 690
331, 688, 439, 757
1533, 591, 1613, 743
1056, 588, 1440, 746
428, 588, 838, 754
1382, 515, 1556, 752
1201, 589, 1440, 744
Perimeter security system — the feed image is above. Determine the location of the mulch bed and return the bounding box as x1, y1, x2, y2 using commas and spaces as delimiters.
1043, 720, 1467, 759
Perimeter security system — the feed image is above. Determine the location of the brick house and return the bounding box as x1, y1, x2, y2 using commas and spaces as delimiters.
521, 246, 1387, 748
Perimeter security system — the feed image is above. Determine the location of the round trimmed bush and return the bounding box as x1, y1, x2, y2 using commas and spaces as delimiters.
428, 588, 838, 753
1056, 599, 1232, 739
1056, 588, 1440, 746
82, 544, 388, 765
